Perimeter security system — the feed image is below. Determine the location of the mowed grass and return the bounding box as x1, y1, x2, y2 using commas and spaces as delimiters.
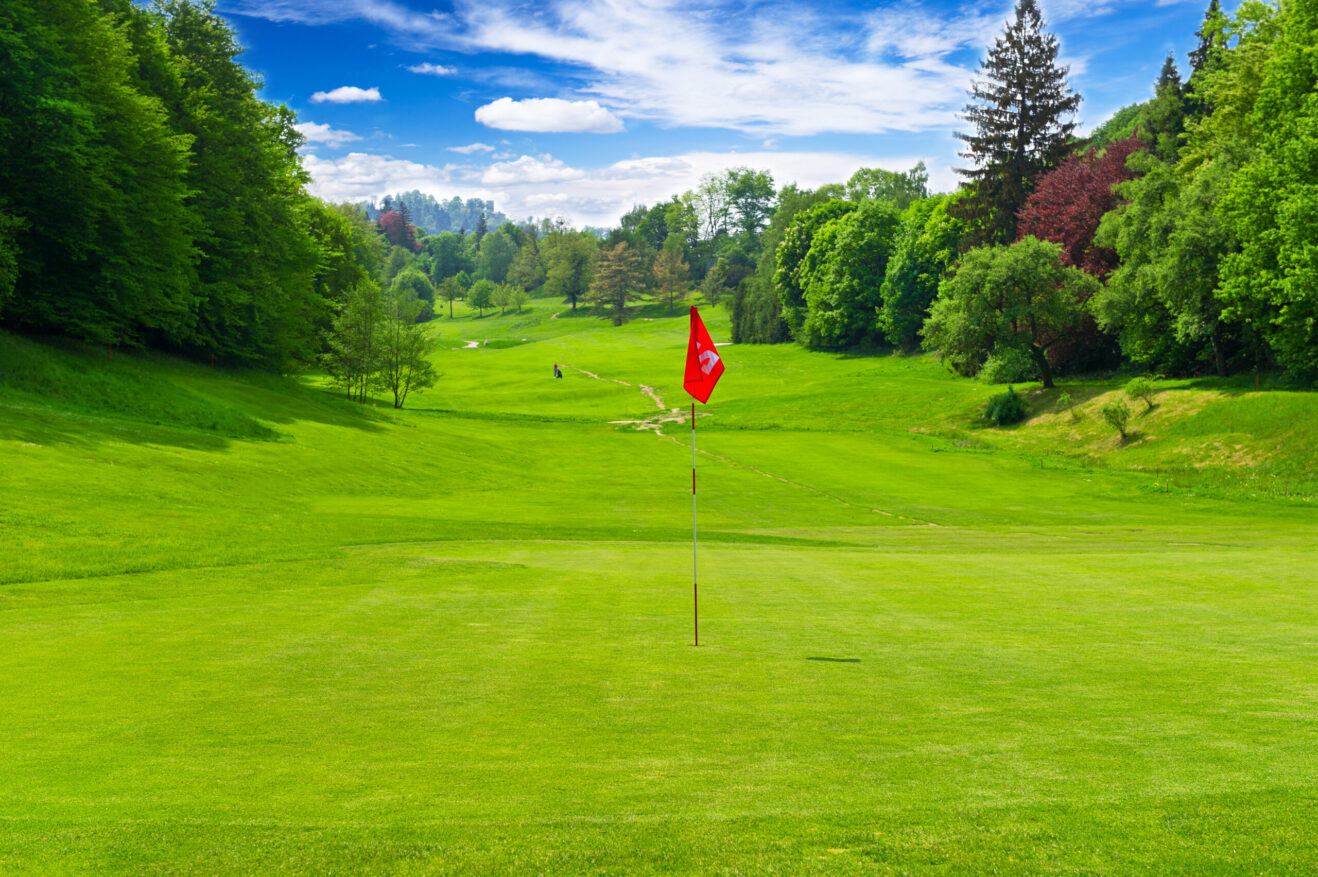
1, 301, 1316, 873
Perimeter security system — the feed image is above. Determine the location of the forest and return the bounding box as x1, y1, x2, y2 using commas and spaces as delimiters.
3, 0, 1317, 386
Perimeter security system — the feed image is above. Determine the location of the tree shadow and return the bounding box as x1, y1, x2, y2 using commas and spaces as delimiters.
0, 336, 391, 452
806, 656, 862, 663
0, 406, 236, 452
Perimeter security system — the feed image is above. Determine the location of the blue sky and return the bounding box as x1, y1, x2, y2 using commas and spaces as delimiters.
222, 0, 1217, 227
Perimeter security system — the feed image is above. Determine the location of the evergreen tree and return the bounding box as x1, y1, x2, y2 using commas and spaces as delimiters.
653, 235, 690, 314
474, 212, 488, 243
507, 242, 545, 293
1188, 0, 1224, 77
954, 0, 1080, 246
1144, 53, 1187, 161
587, 242, 649, 325
1186, 0, 1225, 117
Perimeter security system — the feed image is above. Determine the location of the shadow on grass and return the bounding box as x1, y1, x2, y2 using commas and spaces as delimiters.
0, 405, 236, 452
0, 332, 390, 451
807, 657, 862, 663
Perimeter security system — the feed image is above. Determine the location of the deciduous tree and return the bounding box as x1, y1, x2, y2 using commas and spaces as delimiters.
1017, 135, 1143, 276
377, 284, 437, 408
798, 199, 902, 350
774, 200, 856, 337
923, 237, 1098, 387
879, 194, 965, 351
844, 163, 929, 210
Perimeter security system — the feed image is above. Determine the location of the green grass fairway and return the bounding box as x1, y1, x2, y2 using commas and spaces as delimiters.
2, 303, 1316, 873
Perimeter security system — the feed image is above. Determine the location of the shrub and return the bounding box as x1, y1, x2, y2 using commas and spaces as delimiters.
1056, 390, 1079, 422
1101, 398, 1131, 438
1125, 376, 1157, 411
983, 386, 1028, 426
978, 346, 1038, 384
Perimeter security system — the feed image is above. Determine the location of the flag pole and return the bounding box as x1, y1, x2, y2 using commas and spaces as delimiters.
691, 401, 698, 646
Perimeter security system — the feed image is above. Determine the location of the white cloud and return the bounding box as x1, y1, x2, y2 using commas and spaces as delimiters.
294, 121, 361, 146
235, 0, 1125, 135
408, 62, 457, 75
302, 152, 462, 202
474, 97, 624, 133
481, 154, 586, 185
310, 86, 383, 104
302, 146, 952, 227
453, 2, 971, 136
447, 142, 496, 154
865, 6, 1006, 60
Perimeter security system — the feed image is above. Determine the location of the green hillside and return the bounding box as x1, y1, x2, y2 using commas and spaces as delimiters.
2, 301, 1316, 873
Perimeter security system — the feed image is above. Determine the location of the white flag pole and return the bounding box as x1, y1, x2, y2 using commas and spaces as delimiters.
691, 401, 698, 646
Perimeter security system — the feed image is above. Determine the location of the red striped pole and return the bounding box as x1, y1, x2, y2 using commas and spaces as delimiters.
692, 401, 698, 646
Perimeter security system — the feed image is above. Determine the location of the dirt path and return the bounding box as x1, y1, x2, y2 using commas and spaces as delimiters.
639, 385, 665, 410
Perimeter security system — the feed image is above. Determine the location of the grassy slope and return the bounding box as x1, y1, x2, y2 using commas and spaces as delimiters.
1, 300, 1316, 873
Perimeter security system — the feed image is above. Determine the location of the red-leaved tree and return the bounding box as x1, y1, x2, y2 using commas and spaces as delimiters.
1017, 134, 1143, 277
1016, 135, 1143, 374
378, 210, 420, 252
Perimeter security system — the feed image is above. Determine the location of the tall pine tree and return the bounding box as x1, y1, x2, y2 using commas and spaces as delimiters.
1143, 53, 1187, 161
954, 0, 1079, 247
1186, 0, 1224, 118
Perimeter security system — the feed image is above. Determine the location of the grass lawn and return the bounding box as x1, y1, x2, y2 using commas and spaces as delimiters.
1, 300, 1316, 873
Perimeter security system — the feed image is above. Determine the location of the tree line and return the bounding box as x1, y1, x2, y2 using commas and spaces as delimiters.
6, 0, 1317, 390
723, 0, 1317, 386
0, 0, 373, 370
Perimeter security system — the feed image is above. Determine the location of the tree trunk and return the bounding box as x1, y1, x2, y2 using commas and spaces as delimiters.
1030, 345, 1054, 388
1211, 329, 1227, 377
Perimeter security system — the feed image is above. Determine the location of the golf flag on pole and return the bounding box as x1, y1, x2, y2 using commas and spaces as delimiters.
684, 306, 723, 647
684, 306, 724, 403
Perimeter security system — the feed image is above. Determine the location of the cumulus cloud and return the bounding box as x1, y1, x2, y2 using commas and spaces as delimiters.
407, 62, 456, 75
447, 142, 496, 154
310, 86, 383, 104
301, 147, 950, 227
481, 154, 586, 185
301, 152, 461, 202
474, 97, 624, 133
234, 0, 1124, 135
294, 121, 361, 146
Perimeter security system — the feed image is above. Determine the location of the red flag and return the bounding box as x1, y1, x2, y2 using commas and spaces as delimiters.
684, 306, 725, 404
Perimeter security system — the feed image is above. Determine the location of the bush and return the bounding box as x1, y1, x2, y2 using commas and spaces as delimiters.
978, 346, 1038, 383
1125, 376, 1157, 411
1101, 398, 1131, 438
1055, 390, 1077, 421
983, 386, 1028, 426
